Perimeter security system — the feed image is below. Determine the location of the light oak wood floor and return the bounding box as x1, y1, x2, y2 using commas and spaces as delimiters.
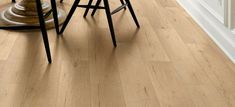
1, 0, 235, 107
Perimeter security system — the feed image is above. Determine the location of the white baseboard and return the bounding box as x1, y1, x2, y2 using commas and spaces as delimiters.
176, 0, 235, 64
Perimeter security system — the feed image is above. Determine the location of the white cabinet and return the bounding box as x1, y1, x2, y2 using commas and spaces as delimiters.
198, 0, 225, 23
199, 0, 235, 31
203, 0, 224, 16
228, 0, 235, 30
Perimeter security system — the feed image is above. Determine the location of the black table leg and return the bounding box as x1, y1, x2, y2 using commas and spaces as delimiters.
60, 0, 81, 34
103, 0, 117, 47
50, 0, 60, 34
120, 0, 126, 9
125, 0, 140, 28
83, 0, 93, 17
91, 0, 102, 16
36, 0, 52, 63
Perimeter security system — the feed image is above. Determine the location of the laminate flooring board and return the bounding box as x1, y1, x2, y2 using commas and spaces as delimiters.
0, 0, 235, 107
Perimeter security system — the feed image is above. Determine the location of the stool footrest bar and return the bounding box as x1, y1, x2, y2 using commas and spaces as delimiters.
111, 3, 128, 15
77, 5, 105, 9
44, 9, 53, 18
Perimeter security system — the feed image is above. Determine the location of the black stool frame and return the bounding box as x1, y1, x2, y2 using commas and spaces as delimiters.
59, 0, 140, 47
1, 0, 60, 63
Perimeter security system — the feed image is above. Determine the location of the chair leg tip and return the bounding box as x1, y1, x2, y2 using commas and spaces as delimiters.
113, 44, 117, 47
83, 13, 87, 18
59, 31, 63, 34
136, 24, 140, 28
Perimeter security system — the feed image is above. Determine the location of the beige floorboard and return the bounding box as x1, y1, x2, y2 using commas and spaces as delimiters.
0, 0, 235, 107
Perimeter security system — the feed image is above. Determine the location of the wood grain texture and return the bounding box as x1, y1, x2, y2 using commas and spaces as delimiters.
0, 0, 235, 107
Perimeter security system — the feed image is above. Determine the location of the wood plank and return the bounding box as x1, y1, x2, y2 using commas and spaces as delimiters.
155, 29, 212, 85
115, 43, 161, 107
147, 62, 195, 107
0, 0, 234, 107
0, 31, 18, 60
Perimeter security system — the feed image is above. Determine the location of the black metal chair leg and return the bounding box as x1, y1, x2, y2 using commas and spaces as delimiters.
91, 0, 102, 16
12, 0, 16, 3
36, 0, 52, 63
83, 0, 93, 17
125, 0, 139, 28
60, 0, 63, 3
50, 0, 60, 34
103, 0, 117, 47
60, 0, 81, 34
120, 0, 126, 9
